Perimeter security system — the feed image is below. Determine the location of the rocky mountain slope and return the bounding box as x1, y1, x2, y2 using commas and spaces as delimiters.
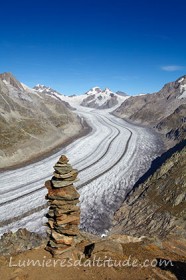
33, 84, 76, 110
80, 87, 129, 109
113, 75, 186, 146
33, 84, 63, 97
112, 141, 186, 239
0, 73, 82, 168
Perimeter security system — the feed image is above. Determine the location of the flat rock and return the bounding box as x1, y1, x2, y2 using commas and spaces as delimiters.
53, 170, 78, 179
49, 199, 80, 207
51, 231, 74, 245
47, 186, 80, 201
51, 179, 78, 188
53, 165, 73, 175
56, 214, 80, 225
54, 205, 80, 215
45, 245, 70, 256
55, 224, 79, 236
48, 240, 70, 248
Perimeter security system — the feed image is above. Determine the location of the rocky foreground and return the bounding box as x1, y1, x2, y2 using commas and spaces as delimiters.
0, 229, 186, 280
0, 149, 186, 279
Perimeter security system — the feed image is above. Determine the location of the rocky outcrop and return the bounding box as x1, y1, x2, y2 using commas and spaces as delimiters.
0, 228, 44, 255
0, 72, 82, 168
45, 155, 82, 257
112, 144, 186, 238
113, 75, 186, 147
0, 72, 24, 91
156, 104, 186, 142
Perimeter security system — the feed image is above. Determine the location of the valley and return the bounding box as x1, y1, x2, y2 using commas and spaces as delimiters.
0, 72, 185, 280
0, 105, 162, 236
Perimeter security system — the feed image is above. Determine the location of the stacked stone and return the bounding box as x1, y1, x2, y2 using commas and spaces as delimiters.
45, 155, 80, 257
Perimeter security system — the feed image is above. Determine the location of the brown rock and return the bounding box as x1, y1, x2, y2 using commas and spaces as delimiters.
53, 164, 73, 174
51, 179, 78, 188
56, 214, 80, 225
54, 205, 80, 215
55, 224, 80, 236
53, 169, 78, 179
49, 199, 80, 207
47, 185, 80, 201
58, 155, 69, 164
45, 245, 70, 256
45, 180, 52, 190
48, 240, 68, 248
48, 220, 54, 229
51, 231, 74, 245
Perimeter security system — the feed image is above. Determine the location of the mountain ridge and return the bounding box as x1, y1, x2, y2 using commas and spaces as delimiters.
113, 75, 186, 147
0, 73, 84, 168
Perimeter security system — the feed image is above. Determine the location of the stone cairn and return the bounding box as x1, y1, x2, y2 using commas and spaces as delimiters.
45, 155, 81, 257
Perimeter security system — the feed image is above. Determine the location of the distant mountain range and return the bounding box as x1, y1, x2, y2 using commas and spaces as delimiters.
33, 85, 129, 110
33, 84, 63, 99
1, 71, 185, 167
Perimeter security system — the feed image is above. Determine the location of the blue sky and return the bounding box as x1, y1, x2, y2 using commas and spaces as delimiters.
0, 0, 186, 95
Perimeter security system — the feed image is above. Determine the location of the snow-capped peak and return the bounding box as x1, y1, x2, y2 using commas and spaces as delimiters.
85, 87, 102, 95
33, 84, 64, 96
81, 86, 129, 109
33, 84, 65, 101
102, 88, 114, 95
85, 86, 116, 96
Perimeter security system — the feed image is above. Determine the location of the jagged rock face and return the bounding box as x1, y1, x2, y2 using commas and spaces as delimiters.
113, 75, 186, 146
0, 72, 81, 168
156, 104, 186, 142
45, 155, 81, 257
33, 84, 62, 96
112, 145, 186, 238
0, 72, 24, 91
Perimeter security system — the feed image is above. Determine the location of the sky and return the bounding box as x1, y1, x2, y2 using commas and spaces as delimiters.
0, 0, 186, 95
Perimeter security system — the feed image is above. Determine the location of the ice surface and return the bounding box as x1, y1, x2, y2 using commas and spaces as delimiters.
0, 104, 161, 236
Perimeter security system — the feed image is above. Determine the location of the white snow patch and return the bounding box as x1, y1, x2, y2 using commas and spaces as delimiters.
178, 77, 184, 83
178, 90, 186, 99
178, 84, 186, 99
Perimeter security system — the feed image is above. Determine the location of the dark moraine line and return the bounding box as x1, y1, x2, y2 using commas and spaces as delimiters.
0, 116, 131, 207
0, 204, 48, 227
0, 128, 131, 226
0, 114, 114, 196
77, 129, 132, 189
0, 127, 120, 207
0, 186, 46, 207
0, 120, 133, 227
